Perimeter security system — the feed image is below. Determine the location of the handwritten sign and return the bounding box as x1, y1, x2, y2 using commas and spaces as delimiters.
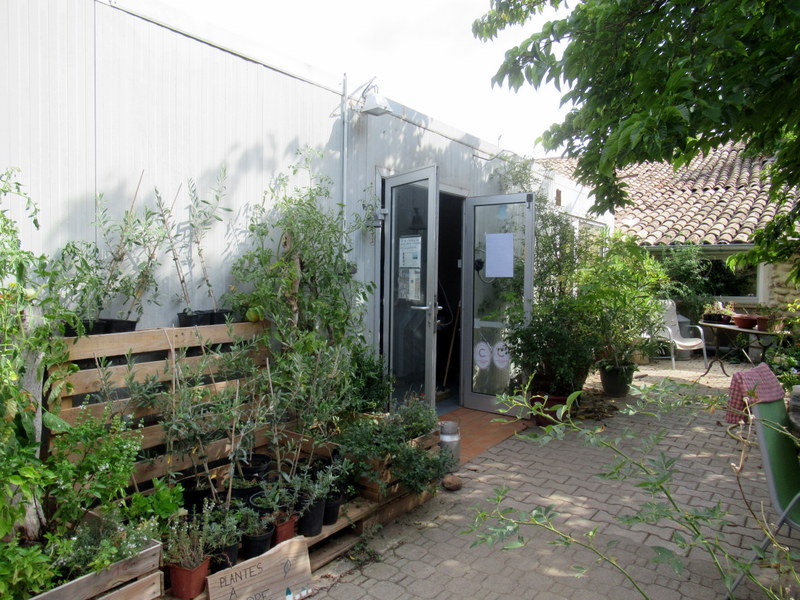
206, 538, 312, 600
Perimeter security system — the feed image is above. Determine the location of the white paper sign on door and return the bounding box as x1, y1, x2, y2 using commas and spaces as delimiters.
399, 235, 422, 268
485, 233, 514, 277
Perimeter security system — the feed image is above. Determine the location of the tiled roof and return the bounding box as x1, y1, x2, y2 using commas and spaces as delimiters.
539, 143, 796, 245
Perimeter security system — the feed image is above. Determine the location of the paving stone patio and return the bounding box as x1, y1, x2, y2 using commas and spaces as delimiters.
310, 359, 798, 599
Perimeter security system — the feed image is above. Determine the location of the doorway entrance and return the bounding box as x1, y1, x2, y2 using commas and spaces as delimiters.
381, 168, 463, 413
382, 172, 532, 415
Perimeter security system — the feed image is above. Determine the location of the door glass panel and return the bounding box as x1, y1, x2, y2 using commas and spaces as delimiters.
390, 180, 429, 400
470, 202, 526, 396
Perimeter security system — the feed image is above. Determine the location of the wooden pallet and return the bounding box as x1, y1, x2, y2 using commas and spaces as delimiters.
46, 322, 268, 486
161, 489, 434, 599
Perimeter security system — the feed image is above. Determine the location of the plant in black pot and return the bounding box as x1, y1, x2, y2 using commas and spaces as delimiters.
294, 458, 351, 537
578, 234, 669, 397
156, 169, 231, 327
202, 500, 241, 573
236, 505, 275, 560
505, 295, 599, 419
249, 481, 299, 547
53, 191, 163, 335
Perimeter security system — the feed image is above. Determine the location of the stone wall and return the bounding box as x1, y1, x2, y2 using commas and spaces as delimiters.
768, 262, 799, 309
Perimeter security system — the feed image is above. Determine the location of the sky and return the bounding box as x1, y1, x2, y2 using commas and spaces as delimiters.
161, 0, 570, 157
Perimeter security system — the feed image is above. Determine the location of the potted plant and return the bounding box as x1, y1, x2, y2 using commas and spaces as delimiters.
502, 195, 600, 416
202, 500, 241, 573
156, 169, 231, 327
294, 459, 351, 537
505, 295, 599, 401
249, 482, 299, 546
237, 505, 275, 560
53, 188, 163, 334
702, 301, 735, 324
578, 233, 669, 397
336, 399, 452, 500
163, 517, 209, 600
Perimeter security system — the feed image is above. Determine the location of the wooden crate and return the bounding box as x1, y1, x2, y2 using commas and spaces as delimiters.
31, 538, 162, 600
356, 430, 441, 502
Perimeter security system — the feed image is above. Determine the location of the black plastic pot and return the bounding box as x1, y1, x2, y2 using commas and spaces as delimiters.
104, 318, 138, 333
64, 319, 108, 336
241, 526, 275, 560
211, 309, 232, 325
184, 485, 213, 516
178, 309, 232, 327
210, 541, 240, 573
322, 491, 346, 526
248, 491, 273, 516
598, 364, 635, 398
177, 310, 214, 327
237, 454, 274, 480
231, 484, 261, 502
297, 498, 326, 537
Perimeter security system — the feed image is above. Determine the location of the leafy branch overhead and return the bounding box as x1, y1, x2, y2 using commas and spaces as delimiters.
474, 0, 800, 281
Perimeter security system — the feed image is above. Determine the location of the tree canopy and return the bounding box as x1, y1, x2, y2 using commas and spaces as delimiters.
474, 0, 800, 282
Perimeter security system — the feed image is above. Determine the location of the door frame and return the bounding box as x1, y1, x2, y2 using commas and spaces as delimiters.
460, 193, 535, 414
381, 165, 439, 408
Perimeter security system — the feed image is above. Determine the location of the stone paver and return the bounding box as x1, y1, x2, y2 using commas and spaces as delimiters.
309, 360, 798, 599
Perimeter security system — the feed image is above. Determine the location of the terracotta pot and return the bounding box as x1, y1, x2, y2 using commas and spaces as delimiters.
732, 314, 757, 329
756, 315, 774, 331
168, 557, 210, 600
272, 513, 298, 546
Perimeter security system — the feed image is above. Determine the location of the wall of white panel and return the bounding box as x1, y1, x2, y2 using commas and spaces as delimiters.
1, 0, 505, 332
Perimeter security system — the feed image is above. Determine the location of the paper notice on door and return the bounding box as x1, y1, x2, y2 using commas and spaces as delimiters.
399, 235, 422, 268
399, 268, 422, 302
485, 233, 514, 277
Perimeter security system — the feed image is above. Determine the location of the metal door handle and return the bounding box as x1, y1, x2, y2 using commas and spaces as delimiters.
410, 305, 443, 311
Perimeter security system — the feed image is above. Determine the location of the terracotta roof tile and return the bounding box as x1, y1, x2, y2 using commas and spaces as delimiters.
541, 143, 797, 245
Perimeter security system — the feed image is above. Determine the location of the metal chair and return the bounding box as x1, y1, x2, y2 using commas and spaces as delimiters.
657, 299, 708, 369
726, 398, 800, 598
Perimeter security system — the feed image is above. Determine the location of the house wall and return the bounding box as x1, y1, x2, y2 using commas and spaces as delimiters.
768, 263, 800, 309
1, 0, 504, 333
535, 167, 614, 228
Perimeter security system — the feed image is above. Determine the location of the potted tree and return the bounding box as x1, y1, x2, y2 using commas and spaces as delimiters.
248, 482, 299, 546
503, 195, 600, 417
578, 234, 669, 397
54, 189, 163, 335
156, 169, 231, 327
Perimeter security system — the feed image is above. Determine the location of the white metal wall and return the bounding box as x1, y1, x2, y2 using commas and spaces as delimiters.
1, 0, 505, 332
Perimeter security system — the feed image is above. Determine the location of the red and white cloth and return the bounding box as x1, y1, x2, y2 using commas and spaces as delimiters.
725, 363, 785, 424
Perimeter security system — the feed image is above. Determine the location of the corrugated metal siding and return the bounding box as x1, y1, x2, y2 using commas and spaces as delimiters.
0, 0, 96, 252
93, 3, 344, 326
2, 0, 504, 330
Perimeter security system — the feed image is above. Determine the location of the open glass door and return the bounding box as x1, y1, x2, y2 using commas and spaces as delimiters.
461, 193, 533, 414
383, 166, 439, 407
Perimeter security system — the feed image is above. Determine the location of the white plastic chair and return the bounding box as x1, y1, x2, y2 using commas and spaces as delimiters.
658, 300, 708, 369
